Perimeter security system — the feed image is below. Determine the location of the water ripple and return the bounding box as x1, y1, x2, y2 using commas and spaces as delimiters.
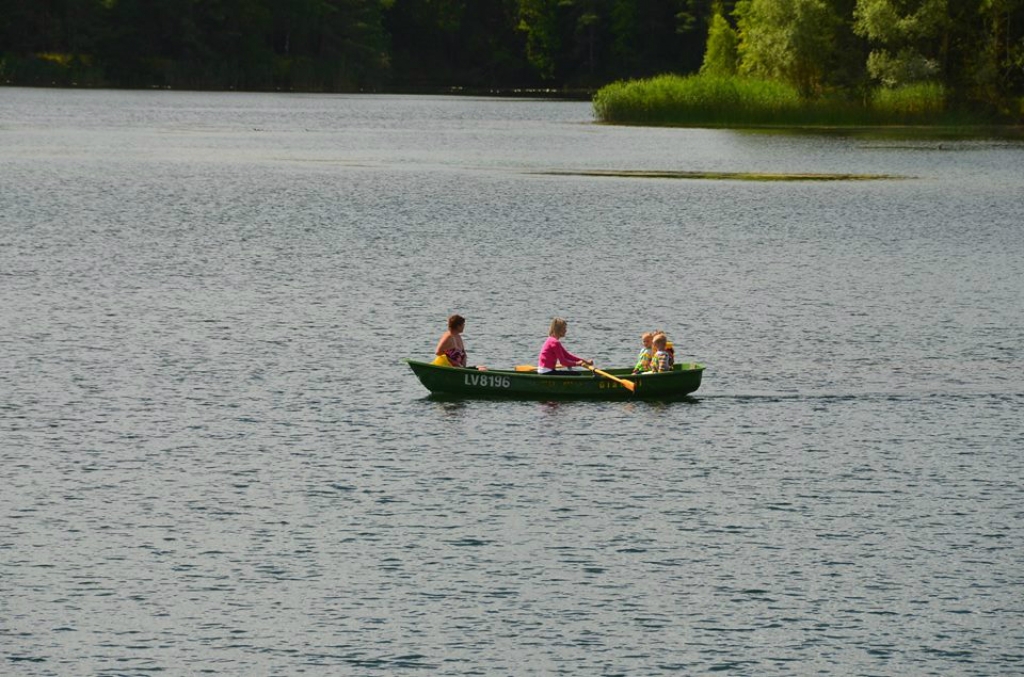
2, 88, 1022, 677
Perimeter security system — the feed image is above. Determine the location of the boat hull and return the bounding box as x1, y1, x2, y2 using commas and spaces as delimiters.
405, 359, 703, 400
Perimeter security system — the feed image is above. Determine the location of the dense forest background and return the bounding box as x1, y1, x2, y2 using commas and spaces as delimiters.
1, 0, 1022, 111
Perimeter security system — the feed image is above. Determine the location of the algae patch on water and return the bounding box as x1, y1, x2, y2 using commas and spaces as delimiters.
532, 169, 907, 181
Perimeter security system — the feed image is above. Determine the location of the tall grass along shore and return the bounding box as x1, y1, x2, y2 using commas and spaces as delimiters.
593, 74, 1007, 129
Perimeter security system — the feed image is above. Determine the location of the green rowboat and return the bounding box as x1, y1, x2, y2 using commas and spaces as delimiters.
405, 359, 704, 400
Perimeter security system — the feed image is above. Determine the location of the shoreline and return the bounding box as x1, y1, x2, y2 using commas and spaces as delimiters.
0, 81, 596, 101
5, 83, 1022, 137
593, 119, 1024, 139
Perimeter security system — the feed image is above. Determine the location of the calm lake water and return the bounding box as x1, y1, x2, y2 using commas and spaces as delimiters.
2, 87, 1022, 676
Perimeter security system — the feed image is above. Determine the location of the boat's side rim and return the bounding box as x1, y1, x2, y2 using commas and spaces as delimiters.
403, 358, 705, 377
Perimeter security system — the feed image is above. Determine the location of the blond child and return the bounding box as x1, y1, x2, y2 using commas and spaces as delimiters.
650, 333, 675, 372
633, 332, 655, 373
652, 329, 675, 366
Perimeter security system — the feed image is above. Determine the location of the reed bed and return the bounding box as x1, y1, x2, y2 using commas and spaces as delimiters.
593, 74, 964, 127
593, 74, 804, 126
870, 82, 946, 123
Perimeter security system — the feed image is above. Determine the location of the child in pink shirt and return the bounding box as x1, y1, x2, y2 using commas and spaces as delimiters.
538, 318, 593, 374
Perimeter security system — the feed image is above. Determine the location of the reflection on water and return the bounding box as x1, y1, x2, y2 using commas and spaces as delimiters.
428, 398, 470, 419
1, 88, 1022, 677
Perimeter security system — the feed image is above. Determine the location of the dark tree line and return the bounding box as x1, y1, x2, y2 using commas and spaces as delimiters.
1, 0, 1022, 110
0, 0, 711, 91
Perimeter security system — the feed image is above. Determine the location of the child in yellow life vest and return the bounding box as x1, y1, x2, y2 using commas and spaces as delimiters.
632, 332, 655, 373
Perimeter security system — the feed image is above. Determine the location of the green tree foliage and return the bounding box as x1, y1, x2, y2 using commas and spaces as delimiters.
820, 0, 870, 92
701, 10, 738, 75
853, 0, 949, 87
852, 0, 1024, 109
631, 0, 706, 77
944, 0, 1024, 111
0, 0, 825, 91
515, 0, 700, 85
517, 0, 560, 79
386, 0, 529, 88
0, 0, 106, 84
0, 0, 389, 89
735, 0, 840, 96
0, 0, 1020, 113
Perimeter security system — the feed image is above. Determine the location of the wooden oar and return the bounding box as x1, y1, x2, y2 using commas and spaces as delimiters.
583, 363, 636, 392
514, 363, 580, 373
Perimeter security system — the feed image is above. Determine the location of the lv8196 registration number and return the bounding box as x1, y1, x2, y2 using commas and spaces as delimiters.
464, 373, 512, 389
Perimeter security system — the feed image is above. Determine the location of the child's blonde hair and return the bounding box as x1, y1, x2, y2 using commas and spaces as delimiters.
641, 331, 655, 343
549, 317, 568, 337
653, 334, 668, 349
